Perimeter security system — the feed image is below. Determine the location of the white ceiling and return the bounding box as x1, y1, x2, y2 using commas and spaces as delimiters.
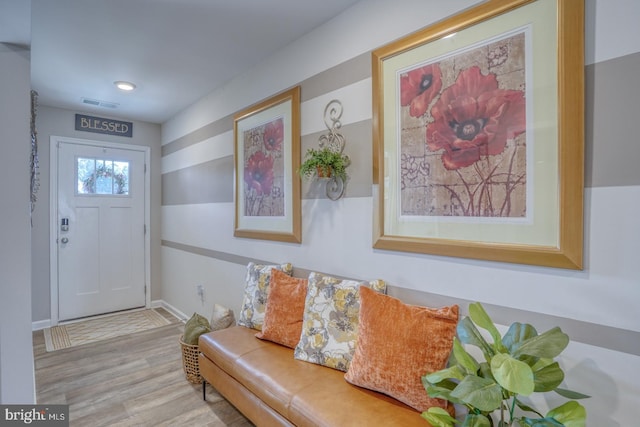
1, 0, 361, 124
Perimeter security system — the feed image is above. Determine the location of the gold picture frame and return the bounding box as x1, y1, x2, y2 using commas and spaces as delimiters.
372, 0, 584, 269
234, 86, 301, 243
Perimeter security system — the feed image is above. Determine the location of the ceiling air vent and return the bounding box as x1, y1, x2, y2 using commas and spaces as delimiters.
81, 98, 119, 109
81, 98, 100, 106
99, 101, 119, 109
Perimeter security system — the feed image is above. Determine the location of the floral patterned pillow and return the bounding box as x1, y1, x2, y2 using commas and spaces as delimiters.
293, 272, 386, 371
237, 262, 293, 331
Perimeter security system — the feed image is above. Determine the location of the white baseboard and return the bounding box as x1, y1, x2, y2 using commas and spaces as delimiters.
32, 319, 51, 331
151, 299, 187, 322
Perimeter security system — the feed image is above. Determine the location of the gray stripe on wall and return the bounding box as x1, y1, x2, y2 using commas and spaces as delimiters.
388, 286, 640, 358
299, 52, 371, 102
302, 119, 373, 199
161, 53, 371, 156
162, 239, 640, 357
162, 240, 273, 266
162, 113, 234, 157
162, 156, 234, 205
160, 50, 640, 207
585, 51, 640, 188
161, 120, 373, 205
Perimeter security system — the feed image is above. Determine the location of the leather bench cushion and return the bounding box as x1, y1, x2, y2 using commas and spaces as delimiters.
235, 344, 336, 418
200, 326, 425, 426
199, 353, 294, 427
199, 325, 271, 376
200, 326, 326, 417
290, 371, 426, 427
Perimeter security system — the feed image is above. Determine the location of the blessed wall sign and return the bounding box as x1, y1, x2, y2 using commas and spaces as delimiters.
75, 114, 133, 137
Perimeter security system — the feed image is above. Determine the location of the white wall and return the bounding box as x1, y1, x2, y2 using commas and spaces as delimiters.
161, 0, 639, 424
0, 43, 35, 403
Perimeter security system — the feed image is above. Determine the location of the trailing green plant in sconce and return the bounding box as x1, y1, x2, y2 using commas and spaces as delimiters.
422, 302, 589, 427
298, 99, 350, 200
299, 146, 350, 182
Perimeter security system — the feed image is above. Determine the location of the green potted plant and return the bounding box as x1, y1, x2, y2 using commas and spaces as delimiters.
422, 302, 589, 427
299, 147, 350, 181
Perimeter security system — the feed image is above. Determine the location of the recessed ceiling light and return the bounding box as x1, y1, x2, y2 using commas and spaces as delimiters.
114, 81, 136, 91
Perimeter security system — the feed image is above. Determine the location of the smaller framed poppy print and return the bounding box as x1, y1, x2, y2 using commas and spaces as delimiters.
372, 0, 584, 269
234, 86, 301, 243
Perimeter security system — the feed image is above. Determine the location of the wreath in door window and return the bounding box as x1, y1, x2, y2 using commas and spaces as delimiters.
82, 164, 128, 194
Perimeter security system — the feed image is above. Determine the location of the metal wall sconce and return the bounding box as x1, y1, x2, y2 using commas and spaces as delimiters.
318, 100, 349, 200
299, 99, 350, 200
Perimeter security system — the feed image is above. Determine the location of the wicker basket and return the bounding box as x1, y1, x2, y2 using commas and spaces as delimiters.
179, 336, 202, 384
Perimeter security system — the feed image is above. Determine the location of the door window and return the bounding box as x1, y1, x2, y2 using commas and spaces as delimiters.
77, 157, 130, 195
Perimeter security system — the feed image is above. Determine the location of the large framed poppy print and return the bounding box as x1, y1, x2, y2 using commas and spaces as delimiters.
234, 86, 301, 243
372, 0, 584, 269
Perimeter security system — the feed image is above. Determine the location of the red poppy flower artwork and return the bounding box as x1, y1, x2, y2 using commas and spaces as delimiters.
400, 64, 443, 117
263, 118, 284, 152
242, 118, 285, 217
399, 31, 528, 218
244, 151, 274, 197
426, 66, 526, 170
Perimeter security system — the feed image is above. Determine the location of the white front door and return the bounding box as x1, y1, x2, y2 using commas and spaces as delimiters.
56, 140, 146, 321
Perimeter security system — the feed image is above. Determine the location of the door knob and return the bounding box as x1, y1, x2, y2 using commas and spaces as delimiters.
61, 237, 69, 244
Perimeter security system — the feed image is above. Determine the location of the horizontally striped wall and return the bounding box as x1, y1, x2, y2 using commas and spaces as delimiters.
162, 45, 640, 355
161, 53, 374, 205
162, 48, 640, 204
160, 1, 639, 424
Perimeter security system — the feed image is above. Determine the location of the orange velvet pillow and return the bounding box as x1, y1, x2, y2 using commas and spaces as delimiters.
344, 286, 459, 413
255, 269, 308, 348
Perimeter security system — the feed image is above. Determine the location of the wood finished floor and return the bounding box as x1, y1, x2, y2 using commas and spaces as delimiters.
33, 309, 254, 427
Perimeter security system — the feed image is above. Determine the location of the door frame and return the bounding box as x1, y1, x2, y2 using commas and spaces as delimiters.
49, 135, 151, 326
